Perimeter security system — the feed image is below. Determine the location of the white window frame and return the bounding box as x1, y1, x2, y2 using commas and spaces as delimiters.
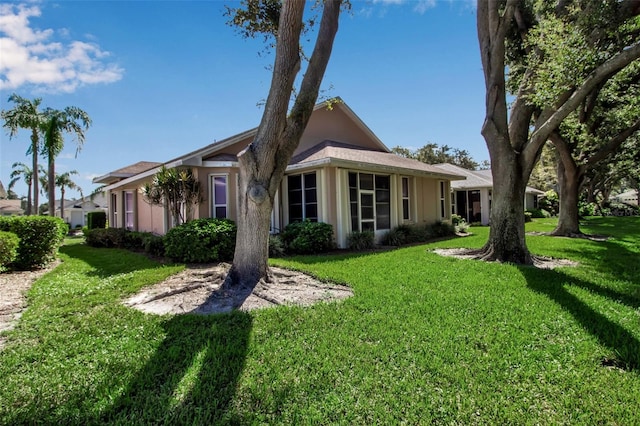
210, 174, 229, 219
401, 176, 411, 221
124, 191, 134, 231
287, 172, 318, 223
439, 181, 447, 220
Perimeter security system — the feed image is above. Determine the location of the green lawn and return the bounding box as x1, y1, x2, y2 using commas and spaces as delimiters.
1, 217, 639, 424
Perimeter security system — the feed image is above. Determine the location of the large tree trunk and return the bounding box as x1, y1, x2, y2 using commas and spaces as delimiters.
552, 160, 583, 236
31, 129, 38, 215
225, 0, 340, 293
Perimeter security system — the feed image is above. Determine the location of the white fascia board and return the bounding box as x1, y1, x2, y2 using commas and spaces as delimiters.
201, 161, 239, 168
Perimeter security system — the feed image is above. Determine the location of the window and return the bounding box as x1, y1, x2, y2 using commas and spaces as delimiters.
288, 172, 317, 222
348, 172, 391, 232
439, 181, 446, 219
124, 191, 134, 231
210, 175, 228, 218
401, 177, 410, 221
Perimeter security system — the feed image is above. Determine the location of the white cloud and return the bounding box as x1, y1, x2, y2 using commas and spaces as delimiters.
414, 0, 437, 14
0, 3, 124, 93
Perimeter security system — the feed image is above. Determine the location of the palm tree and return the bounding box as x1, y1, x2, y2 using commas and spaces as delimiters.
1, 94, 45, 214
55, 171, 82, 221
41, 106, 91, 216
7, 162, 46, 215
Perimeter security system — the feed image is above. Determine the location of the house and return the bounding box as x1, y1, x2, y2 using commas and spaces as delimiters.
611, 189, 638, 206
94, 99, 465, 248
0, 199, 24, 216
434, 163, 544, 225
54, 192, 109, 228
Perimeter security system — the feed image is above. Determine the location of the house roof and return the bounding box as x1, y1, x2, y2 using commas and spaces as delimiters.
0, 199, 23, 215
434, 163, 544, 195
98, 98, 465, 191
290, 141, 465, 180
93, 161, 162, 185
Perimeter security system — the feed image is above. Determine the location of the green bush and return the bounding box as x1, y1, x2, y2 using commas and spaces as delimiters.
143, 234, 165, 257
269, 234, 285, 258
524, 211, 533, 222
0, 216, 66, 270
164, 218, 236, 263
526, 208, 550, 218
84, 228, 127, 248
426, 221, 455, 238
281, 220, 335, 254
451, 214, 462, 226
123, 231, 147, 250
87, 211, 107, 229
0, 231, 20, 272
347, 230, 375, 251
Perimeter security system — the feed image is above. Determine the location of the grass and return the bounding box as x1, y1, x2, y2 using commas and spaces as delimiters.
1, 217, 639, 424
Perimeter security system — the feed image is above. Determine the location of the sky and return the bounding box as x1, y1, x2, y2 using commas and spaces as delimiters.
0, 0, 485, 202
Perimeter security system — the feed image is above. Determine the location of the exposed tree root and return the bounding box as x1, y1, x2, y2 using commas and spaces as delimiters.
432, 248, 578, 269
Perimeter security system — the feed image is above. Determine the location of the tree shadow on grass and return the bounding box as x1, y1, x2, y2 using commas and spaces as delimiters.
59, 243, 179, 278
98, 311, 253, 424
519, 266, 640, 372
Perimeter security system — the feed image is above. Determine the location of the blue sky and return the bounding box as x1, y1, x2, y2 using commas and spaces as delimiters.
0, 0, 485, 201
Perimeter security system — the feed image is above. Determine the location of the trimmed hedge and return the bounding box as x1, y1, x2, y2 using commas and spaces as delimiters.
0, 231, 20, 272
84, 228, 127, 248
281, 220, 335, 254
0, 216, 66, 270
164, 218, 236, 263
87, 211, 107, 229
347, 230, 375, 250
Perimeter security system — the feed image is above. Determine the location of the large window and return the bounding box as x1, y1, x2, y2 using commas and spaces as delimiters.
288, 172, 317, 222
124, 191, 134, 231
210, 175, 228, 218
349, 172, 391, 232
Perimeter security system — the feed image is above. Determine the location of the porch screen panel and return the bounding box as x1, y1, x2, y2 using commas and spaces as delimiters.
375, 175, 390, 229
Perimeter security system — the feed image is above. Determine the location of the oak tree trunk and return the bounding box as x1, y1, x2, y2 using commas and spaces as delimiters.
225, 0, 340, 292
552, 160, 582, 236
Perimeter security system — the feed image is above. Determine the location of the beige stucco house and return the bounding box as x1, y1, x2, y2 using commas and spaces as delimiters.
94, 99, 464, 248
54, 192, 109, 228
435, 163, 544, 225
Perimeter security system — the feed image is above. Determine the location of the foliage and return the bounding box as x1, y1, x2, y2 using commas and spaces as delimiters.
529, 143, 558, 192
268, 234, 285, 258
455, 218, 470, 233
0, 216, 66, 270
84, 228, 127, 248
164, 218, 237, 263
87, 211, 107, 229
347, 230, 375, 251
426, 220, 455, 238
280, 220, 335, 255
524, 211, 533, 223
143, 166, 202, 226
578, 201, 598, 218
143, 234, 165, 257
538, 190, 559, 216
450, 214, 463, 226
0, 231, 20, 272
526, 208, 550, 219
392, 142, 481, 169
2, 218, 639, 423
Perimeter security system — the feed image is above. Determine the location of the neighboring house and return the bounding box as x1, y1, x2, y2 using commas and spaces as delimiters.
434, 163, 544, 225
94, 99, 465, 248
0, 199, 23, 216
611, 189, 639, 206
54, 192, 109, 228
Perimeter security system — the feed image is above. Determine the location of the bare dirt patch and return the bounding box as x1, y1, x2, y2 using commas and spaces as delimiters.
432, 248, 578, 269
124, 263, 353, 315
0, 261, 61, 350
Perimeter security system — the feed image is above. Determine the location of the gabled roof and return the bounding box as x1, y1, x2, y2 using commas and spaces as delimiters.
435, 163, 544, 194
290, 141, 465, 179
93, 161, 162, 185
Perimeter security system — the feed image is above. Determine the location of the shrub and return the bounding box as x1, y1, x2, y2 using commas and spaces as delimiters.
143, 234, 165, 257
269, 234, 285, 258
84, 228, 127, 248
123, 231, 147, 250
539, 190, 559, 216
164, 218, 236, 263
281, 220, 335, 254
87, 211, 107, 229
347, 230, 375, 251
426, 221, 455, 238
455, 218, 470, 233
526, 208, 550, 219
0, 231, 20, 272
382, 227, 408, 246
524, 211, 533, 222
451, 214, 463, 226
0, 216, 66, 270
